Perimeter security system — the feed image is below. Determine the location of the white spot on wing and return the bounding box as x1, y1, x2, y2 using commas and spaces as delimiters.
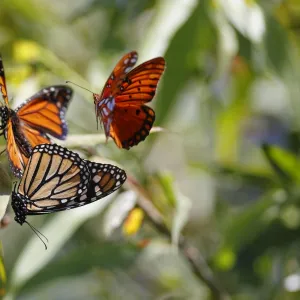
93, 175, 101, 183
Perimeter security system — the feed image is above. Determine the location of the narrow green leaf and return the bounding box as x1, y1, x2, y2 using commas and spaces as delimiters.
262, 144, 300, 184
220, 190, 280, 252
264, 15, 289, 74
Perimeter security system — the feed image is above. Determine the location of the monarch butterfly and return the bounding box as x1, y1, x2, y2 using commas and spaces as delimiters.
12, 143, 127, 227
68, 51, 165, 149
0, 56, 73, 178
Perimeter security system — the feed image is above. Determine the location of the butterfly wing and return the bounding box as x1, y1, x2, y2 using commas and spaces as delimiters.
16, 144, 90, 215
12, 144, 127, 224
109, 105, 155, 149
16, 85, 73, 140
99, 51, 138, 101
113, 56, 165, 103
0, 56, 9, 107
85, 160, 127, 200
6, 118, 31, 178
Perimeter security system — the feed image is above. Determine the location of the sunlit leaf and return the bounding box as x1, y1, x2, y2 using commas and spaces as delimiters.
262, 144, 300, 184
213, 247, 236, 271
218, 0, 265, 43
171, 188, 192, 247
103, 191, 137, 237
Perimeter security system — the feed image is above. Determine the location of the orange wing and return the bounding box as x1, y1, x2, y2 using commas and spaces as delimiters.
113, 57, 165, 104
5, 86, 72, 178
6, 119, 31, 178
110, 56, 165, 148
99, 51, 138, 100
16, 86, 73, 139
0, 55, 9, 107
109, 105, 155, 149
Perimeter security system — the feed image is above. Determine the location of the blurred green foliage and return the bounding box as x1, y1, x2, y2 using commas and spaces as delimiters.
1, 0, 300, 299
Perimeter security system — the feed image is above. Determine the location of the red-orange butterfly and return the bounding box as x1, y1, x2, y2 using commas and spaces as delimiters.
0, 56, 73, 178
93, 51, 165, 149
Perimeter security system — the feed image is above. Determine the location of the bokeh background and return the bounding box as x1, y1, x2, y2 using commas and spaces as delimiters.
0, 0, 300, 299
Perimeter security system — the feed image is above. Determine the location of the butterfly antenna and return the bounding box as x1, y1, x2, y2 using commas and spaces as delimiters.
25, 221, 48, 250
65, 81, 94, 94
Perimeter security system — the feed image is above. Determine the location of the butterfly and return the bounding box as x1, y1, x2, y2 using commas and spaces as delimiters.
12, 143, 127, 226
93, 51, 165, 149
0, 56, 73, 178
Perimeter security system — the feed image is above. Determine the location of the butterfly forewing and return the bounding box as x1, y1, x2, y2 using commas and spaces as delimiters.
18, 144, 89, 213
12, 144, 127, 224
3, 85, 73, 178
99, 51, 138, 101
0, 56, 9, 106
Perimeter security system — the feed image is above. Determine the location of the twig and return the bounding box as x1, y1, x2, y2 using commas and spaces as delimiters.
127, 176, 231, 300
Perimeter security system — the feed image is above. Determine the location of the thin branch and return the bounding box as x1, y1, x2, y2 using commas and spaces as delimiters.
127, 176, 231, 300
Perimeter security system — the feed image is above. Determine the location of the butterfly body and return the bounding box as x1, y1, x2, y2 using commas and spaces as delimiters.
94, 95, 115, 137
12, 143, 127, 225
93, 51, 165, 149
0, 56, 73, 177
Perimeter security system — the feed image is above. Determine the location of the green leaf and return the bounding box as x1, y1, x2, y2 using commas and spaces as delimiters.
0, 242, 6, 299
155, 0, 216, 125
20, 242, 140, 294
103, 191, 137, 237
219, 190, 280, 253
261, 144, 300, 184
172, 188, 192, 247
8, 194, 117, 295
264, 15, 289, 74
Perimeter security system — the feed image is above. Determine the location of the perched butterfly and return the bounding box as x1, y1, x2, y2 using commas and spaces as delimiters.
0, 56, 73, 178
69, 51, 165, 149
12, 143, 127, 227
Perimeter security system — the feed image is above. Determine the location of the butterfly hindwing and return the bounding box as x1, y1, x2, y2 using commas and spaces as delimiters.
16, 85, 73, 139
110, 105, 155, 149
85, 160, 127, 200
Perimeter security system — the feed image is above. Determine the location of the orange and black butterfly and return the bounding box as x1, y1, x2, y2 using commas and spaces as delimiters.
0, 56, 73, 178
93, 51, 165, 149
12, 143, 127, 226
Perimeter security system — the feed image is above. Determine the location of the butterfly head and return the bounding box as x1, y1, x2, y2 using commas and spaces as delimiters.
11, 191, 27, 225
0, 106, 9, 133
